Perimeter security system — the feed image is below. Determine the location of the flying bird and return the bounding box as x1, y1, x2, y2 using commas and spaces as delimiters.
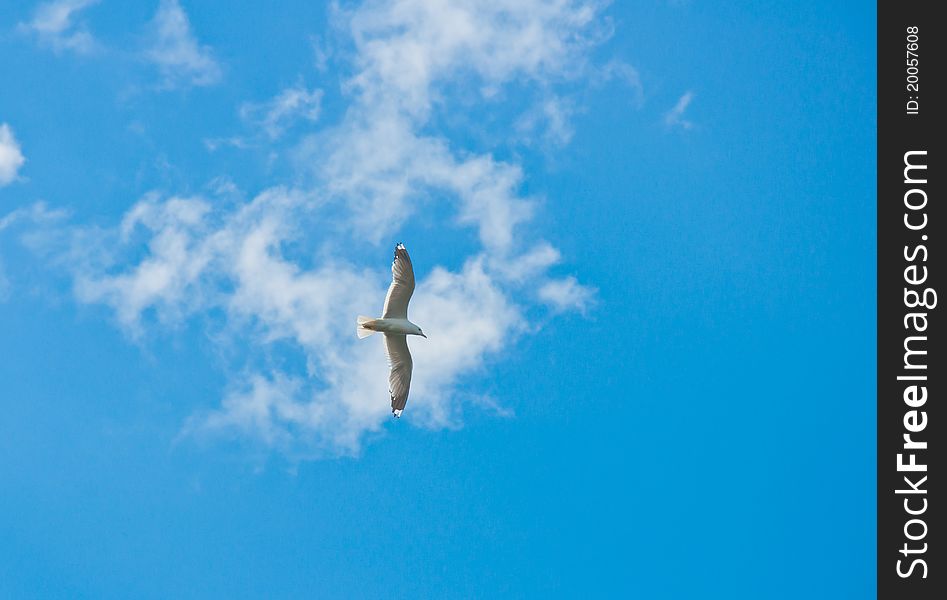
357, 243, 426, 418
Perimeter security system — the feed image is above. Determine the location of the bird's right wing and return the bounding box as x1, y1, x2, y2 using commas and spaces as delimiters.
384, 333, 413, 417
382, 243, 415, 319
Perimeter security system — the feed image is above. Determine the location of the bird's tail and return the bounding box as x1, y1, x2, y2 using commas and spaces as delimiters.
356, 316, 377, 339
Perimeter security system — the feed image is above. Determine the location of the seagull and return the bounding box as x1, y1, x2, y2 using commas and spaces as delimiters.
357, 243, 426, 418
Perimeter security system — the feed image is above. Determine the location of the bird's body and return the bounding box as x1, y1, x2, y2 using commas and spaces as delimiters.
356, 244, 425, 418
356, 317, 422, 337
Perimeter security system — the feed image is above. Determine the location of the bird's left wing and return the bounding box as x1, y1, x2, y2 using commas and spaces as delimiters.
384, 333, 413, 417
382, 243, 415, 319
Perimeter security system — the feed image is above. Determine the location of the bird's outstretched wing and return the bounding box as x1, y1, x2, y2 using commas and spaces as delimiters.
384, 334, 413, 417
382, 243, 415, 319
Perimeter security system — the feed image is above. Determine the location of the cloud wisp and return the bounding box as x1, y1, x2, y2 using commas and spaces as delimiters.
52, 0, 604, 459
17, 0, 101, 55
144, 0, 222, 89
240, 84, 324, 141
664, 90, 695, 130
0, 124, 27, 186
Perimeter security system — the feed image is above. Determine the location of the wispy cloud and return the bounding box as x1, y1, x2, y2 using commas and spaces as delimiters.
18, 0, 100, 55
0, 124, 27, 186
240, 84, 323, 140
309, 0, 610, 253
1, 203, 69, 233
539, 276, 595, 314
342, 0, 602, 118
664, 90, 695, 130
202, 136, 250, 152
516, 97, 577, 147
1, 202, 69, 301
144, 0, 222, 89
49, 0, 604, 458
597, 59, 644, 106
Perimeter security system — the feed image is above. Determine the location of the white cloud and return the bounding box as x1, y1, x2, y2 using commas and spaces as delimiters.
664, 90, 695, 130
597, 59, 644, 106
344, 0, 603, 120
62, 0, 602, 458
539, 276, 595, 314
309, 112, 534, 252
144, 0, 222, 88
240, 85, 323, 140
497, 242, 561, 282
303, 0, 616, 253
74, 194, 215, 333
1, 202, 70, 302
0, 202, 68, 231
515, 97, 577, 147
189, 374, 306, 449
0, 124, 27, 186
514, 59, 643, 148
203, 136, 250, 152
18, 0, 100, 55
72, 187, 529, 456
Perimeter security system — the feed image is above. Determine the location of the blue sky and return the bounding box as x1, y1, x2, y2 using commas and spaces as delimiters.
1, 1, 875, 597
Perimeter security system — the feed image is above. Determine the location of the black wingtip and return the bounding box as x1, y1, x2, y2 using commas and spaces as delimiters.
394, 243, 408, 261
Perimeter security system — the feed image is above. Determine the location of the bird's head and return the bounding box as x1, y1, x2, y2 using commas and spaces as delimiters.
416, 326, 427, 338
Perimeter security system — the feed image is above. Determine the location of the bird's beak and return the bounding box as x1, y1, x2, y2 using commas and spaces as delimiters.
421, 333, 427, 338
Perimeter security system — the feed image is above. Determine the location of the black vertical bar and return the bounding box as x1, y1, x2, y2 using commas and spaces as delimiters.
878, 2, 942, 598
